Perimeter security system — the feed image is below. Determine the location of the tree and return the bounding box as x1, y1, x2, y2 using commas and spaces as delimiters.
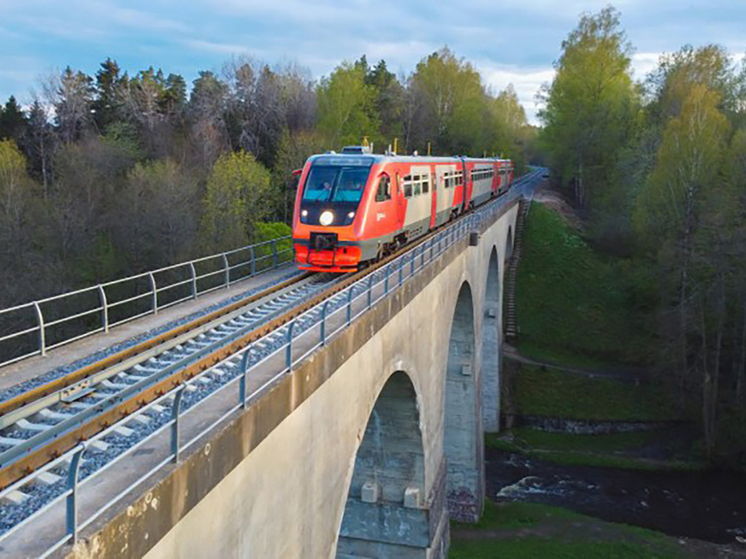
0, 96, 28, 142
647, 45, 743, 123
410, 47, 487, 155
23, 100, 54, 194
365, 59, 405, 145
539, 6, 639, 210
46, 67, 95, 143
92, 58, 124, 132
224, 60, 285, 167
188, 71, 230, 169
0, 140, 37, 265
273, 129, 327, 221
200, 151, 274, 252
316, 61, 378, 148
634, 85, 729, 405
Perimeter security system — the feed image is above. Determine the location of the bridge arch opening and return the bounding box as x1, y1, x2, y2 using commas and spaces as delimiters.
505, 226, 514, 262
336, 371, 431, 558
481, 248, 501, 432
444, 281, 484, 522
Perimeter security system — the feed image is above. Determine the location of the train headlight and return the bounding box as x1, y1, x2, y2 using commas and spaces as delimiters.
301, 209, 308, 217
319, 210, 334, 226
347, 211, 355, 219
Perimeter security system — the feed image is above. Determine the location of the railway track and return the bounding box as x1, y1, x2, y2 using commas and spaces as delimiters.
0, 169, 542, 535
0, 271, 341, 490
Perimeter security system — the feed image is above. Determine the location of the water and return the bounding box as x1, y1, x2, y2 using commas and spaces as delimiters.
486, 447, 746, 544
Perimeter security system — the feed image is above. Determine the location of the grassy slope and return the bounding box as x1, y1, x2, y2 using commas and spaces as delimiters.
514, 203, 649, 366
450, 501, 689, 558
509, 365, 676, 421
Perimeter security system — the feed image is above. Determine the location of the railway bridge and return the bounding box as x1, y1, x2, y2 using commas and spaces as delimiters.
0, 175, 539, 558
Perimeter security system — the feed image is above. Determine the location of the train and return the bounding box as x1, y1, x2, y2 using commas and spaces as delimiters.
291, 146, 514, 273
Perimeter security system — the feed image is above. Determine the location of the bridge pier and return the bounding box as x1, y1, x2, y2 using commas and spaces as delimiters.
444, 282, 484, 523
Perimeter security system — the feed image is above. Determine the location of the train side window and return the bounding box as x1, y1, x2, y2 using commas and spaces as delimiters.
376, 175, 391, 202
423, 176, 429, 193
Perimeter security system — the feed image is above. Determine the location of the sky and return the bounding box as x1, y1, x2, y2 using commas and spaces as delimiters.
1, 0, 745, 125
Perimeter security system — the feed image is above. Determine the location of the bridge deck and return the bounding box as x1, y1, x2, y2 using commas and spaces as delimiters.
0, 265, 297, 396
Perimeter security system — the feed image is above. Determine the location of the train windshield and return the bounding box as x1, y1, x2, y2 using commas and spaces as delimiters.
302, 166, 371, 204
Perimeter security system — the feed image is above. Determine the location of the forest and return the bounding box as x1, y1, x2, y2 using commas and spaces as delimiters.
540, 6, 746, 462
0, 49, 533, 309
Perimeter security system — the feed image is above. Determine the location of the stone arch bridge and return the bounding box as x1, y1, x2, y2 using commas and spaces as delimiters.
64, 195, 522, 559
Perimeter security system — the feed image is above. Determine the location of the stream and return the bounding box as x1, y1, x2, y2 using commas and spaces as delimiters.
486, 447, 746, 544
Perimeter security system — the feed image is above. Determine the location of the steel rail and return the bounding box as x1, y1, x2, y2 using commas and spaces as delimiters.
0, 272, 311, 420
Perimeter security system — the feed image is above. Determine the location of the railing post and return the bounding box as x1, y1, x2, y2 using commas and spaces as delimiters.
249, 246, 256, 276
321, 300, 330, 346
285, 320, 296, 370
384, 266, 390, 294
410, 251, 415, 276
346, 290, 353, 325
367, 275, 374, 309
223, 253, 230, 287
239, 347, 251, 409
171, 385, 186, 463
33, 301, 45, 357
189, 262, 198, 299
399, 259, 404, 287
272, 240, 279, 268
66, 443, 86, 545
149, 272, 158, 314
98, 285, 109, 333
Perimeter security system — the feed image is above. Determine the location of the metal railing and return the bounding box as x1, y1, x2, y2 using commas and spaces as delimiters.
0, 236, 293, 369
0, 172, 540, 557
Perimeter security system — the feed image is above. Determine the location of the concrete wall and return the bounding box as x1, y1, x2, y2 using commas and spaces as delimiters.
65, 200, 518, 559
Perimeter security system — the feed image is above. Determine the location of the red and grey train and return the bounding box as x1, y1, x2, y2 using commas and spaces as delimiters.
291, 147, 514, 273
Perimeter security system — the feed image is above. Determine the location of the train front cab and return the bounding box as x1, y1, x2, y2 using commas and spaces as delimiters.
292, 155, 398, 272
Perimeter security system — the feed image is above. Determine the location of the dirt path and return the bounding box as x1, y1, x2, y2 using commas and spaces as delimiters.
503, 343, 645, 383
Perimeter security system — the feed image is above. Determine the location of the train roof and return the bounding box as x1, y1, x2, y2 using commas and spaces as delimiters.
307, 152, 513, 167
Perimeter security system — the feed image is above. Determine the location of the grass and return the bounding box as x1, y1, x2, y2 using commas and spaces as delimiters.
514, 203, 651, 366
485, 429, 704, 471
453, 500, 585, 531
509, 365, 677, 421
450, 501, 689, 558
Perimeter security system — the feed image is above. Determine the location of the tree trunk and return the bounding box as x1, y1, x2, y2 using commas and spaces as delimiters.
738, 298, 746, 402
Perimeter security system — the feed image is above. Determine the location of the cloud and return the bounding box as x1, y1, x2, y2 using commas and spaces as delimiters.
478, 62, 555, 125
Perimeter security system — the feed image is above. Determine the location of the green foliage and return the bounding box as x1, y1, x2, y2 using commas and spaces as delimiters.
0, 96, 28, 142
515, 203, 651, 364
200, 151, 275, 253
634, 85, 730, 245
251, 222, 293, 264
412, 47, 488, 155
317, 61, 379, 147
538, 5, 640, 237
508, 365, 677, 421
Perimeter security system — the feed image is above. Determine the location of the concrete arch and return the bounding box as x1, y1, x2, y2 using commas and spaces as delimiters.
481, 247, 501, 432
336, 371, 428, 557
505, 226, 514, 262
444, 281, 484, 522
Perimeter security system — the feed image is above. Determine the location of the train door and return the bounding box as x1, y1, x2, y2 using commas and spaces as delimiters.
395, 169, 406, 230
429, 165, 437, 229
460, 157, 469, 212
